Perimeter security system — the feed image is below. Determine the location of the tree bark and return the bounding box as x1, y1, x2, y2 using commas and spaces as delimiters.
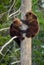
21, 0, 32, 65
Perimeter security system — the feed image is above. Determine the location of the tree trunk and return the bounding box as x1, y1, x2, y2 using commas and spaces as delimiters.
21, 0, 32, 65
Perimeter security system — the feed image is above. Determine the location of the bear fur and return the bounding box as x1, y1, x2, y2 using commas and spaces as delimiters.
25, 11, 39, 37
10, 11, 39, 46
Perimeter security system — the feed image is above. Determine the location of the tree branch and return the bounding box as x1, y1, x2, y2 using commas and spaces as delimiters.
8, 0, 15, 13
11, 60, 20, 65
15, 48, 20, 52
8, 7, 21, 18
0, 27, 10, 31
0, 36, 17, 53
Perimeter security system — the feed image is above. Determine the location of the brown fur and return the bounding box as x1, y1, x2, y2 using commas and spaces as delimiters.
25, 11, 39, 37
10, 18, 24, 46
10, 12, 39, 46
10, 18, 23, 39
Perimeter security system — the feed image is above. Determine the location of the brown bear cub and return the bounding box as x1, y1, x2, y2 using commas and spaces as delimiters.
10, 11, 39, 47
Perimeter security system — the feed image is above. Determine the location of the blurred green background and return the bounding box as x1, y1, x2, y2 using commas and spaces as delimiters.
0, 0, 44, 65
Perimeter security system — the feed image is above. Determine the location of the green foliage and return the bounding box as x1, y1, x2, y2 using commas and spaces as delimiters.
32, 0, 44, 65
0, 0, 44, 65
0, 35, 11, 46
15, 0, 21, 10
3, 0, 10, 5
0, 0, 10, 13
